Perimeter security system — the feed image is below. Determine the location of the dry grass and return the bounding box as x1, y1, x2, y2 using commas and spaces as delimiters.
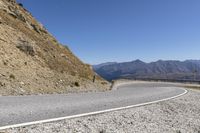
184, 85, 200, 90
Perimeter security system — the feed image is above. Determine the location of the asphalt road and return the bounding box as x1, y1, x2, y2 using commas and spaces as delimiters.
0, 82, 186, 128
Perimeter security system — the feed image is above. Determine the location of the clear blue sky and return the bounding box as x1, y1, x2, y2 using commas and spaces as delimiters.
17, 0, 200, 64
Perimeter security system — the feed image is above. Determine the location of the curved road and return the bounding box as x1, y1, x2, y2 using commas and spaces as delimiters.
0, 82, 186, 129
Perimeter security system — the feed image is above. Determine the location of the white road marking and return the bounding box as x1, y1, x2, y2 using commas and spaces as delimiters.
0, 88, 187, 131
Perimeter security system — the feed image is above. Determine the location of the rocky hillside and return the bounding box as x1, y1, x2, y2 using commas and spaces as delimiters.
94, 60, 200, 81
0, 0, 109, 95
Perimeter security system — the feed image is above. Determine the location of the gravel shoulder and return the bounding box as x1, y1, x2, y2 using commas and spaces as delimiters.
3, 88, 200, 133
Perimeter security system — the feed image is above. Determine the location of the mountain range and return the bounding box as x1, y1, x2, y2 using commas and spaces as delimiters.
93, 60, 200, 81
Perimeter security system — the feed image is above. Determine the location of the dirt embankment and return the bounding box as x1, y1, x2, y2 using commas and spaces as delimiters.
0, 0, 110, 96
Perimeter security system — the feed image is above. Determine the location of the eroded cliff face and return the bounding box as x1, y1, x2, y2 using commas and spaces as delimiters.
0, 0, 109, 95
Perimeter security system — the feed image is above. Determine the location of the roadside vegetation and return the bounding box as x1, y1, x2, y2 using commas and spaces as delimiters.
184, 85, 200, 90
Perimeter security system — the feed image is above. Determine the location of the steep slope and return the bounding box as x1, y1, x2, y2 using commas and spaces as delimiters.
0, 0, 109, 95
93, 60, 200, 81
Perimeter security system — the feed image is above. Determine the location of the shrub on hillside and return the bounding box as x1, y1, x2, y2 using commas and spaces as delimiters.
16, 40, 35, 56
74, 82, 80, 87
9, 74, 15, 79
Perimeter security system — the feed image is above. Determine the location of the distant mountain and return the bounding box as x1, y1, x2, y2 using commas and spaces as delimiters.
93, 62, 117, 69
93, 60, 200, 81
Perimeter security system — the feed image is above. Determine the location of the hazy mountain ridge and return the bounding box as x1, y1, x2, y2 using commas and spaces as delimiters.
0, 0, 109, 95
93, 60, 200, 81
93, 62, 118, 69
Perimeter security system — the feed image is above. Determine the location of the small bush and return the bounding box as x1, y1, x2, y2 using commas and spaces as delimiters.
64, 45, 70, 51
16, 41, 35, 56
74, 82, 80, 87
101, 81, 108, 85
0, 81, 5, 86
18, 3, 23, 7
3, 61, 7, 65
99, 129, 106, 133
9, 74, 15, 79
71, 71, 76, 76
60, 70, 64, 74
31, 24, 40, 33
